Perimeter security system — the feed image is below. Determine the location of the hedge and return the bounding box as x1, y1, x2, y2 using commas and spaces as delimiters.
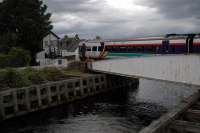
0, 47, 31, 68
0, 67, 70, 90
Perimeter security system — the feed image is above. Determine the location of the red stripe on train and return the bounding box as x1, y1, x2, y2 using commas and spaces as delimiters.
107, 37, 186, 42
108, 38, 164, 41
193, 43, 200, 46
170, 43, 185, 46
105, 43, 186, 47
106, 44, 161, 47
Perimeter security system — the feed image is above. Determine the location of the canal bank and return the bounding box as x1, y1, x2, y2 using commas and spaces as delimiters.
0, 79, 198, 133
0, 71, 138, 121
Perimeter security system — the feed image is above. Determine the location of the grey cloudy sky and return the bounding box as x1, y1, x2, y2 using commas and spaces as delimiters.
43, 0, 200, 39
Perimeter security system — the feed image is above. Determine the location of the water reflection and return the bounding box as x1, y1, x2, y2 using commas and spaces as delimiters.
0, 79, 198, 133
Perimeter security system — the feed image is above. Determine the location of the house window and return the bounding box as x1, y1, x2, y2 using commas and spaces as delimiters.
45, 41, 48, 47
58, 60, 62, 65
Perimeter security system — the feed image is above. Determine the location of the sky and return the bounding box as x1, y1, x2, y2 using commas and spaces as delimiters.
43, 0, 200, 39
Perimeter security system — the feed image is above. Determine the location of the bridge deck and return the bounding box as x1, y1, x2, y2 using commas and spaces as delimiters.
90, 55, 200, 86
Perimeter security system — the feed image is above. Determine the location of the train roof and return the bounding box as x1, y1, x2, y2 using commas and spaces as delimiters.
105, 37, 164, 42
78, 40, 102, 47
84, 39, 103, 43
80, 34, 198, 45
104, 36, 188, 42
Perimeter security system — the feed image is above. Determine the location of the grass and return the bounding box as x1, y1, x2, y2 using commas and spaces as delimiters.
0, 67, 82, 90
62, 68, 83, 76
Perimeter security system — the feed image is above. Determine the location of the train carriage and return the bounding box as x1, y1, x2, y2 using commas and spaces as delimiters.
79, 34, 200, 59
105, 37, 164, 54
166, 37, 187, 54
105, 36, 190, 54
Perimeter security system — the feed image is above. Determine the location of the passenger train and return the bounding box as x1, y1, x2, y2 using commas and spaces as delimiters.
79, 34, 200, 59
79, 40, 108, 59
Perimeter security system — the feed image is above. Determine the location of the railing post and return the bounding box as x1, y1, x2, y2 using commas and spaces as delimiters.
25, 88, 31, 111
0, 94, 5, 120
13, 91, 18, 114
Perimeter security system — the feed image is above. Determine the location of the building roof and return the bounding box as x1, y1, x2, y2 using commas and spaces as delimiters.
49, 31, 60, 39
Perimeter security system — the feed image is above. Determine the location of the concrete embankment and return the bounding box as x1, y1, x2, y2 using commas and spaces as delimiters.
0, 73, 138, 121
139, 91, 200, 133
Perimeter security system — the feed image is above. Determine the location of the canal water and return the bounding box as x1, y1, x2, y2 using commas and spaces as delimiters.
0, 79, 199, 133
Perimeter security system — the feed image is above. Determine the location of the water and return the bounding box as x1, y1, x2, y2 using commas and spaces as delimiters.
0, 79, 199, 133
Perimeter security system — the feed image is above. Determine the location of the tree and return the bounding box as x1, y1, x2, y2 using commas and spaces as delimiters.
96, 35, 101, 40
8, 47, 31, 67
61, 34, 80, 46
0, 0, 53, 65
0, 32, 17, 53
75, 34, 80, 40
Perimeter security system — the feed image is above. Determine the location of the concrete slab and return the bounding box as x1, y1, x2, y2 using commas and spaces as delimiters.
90, 55, 200, 87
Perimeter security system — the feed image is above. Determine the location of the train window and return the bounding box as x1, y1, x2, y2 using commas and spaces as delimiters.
115, 46, 120, 52
92, 46, 97, 51
130, 46, 136, 52
98, 46, 103, 51
120, 46, 128, 52
87, 47, 91, 51
106, 46, 112, 52
145, 46, 156, 53
136, 46, 144, 52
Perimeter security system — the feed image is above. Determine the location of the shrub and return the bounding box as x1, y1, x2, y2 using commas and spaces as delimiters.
8, 47, 31, 67
0, 69, 29, 88
21, 68, 46, 84
38, 67, 67, 81
0, 54, 9, 68
0, 48, 31, 68
0, 70, 7, 89
0, 67, 69, 90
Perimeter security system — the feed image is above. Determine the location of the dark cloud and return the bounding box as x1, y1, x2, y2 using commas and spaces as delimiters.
43, 0, 102, 13
140, 0, 200, 19
43, 0, 200, 39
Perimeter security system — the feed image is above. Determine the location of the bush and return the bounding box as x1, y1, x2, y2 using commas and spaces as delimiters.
21, 68, 46, 85
0, 69, 29, 89
8, 48, 31, 67
38, 67, 67, 81
0, 67, 69, 90
0, 54, 9, 68
0, 70, 6, 89
0, 47, 31, 68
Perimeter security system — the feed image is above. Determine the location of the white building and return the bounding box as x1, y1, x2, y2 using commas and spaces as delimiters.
36, 31, 80, 67
43, 31, 60, 55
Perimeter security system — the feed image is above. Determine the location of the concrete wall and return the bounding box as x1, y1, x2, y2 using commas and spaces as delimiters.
62, 49, 80, 61
90, 55, 200, 86
0, 74, 138, 121
37, 58, 68, 67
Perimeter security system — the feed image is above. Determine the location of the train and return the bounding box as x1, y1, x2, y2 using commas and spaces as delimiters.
79, 40, 108, 59
79, 34, 200, 59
